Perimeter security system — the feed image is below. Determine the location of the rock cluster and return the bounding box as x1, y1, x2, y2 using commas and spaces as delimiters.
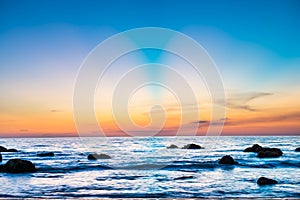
167, 143, 202, 149
244, 144, 283, 158
182, 143, 202, 149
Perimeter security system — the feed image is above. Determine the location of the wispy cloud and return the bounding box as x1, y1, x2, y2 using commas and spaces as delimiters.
242, 111, 300, 124
200, 111, 300, 127
190, 111, 300, 127
192, 120, 209, 124
50, 109, 62, 113
225, 91, 273, 112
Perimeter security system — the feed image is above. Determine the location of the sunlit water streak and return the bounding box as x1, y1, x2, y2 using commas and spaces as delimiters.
0, 136, 299, 198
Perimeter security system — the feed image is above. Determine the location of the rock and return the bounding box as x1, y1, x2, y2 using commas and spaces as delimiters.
244, 144, 283, 158
0, 146, 7, 152
257, 148, 283, 158
167, 144, 178, 149
7, 149, 18, 152
182, 143, 202, 149
243, 144, 262, 152
0, 146, 18, 152
3, 159, 36, 173
295, 147, 300, 152
37, 152, 54, 157
257, 177, 278, 185
0, 153, 2, 162
218, 155, 237, 165
88, 153, 111, 160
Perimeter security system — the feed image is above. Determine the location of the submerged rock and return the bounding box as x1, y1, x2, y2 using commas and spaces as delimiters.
3, 159, 36, 173
257, 177, 278, 185
295, 147, 300, 152
37, 152, 54, 157
218, 155, 237, 165
182, 143, 202, 149
174, 175, 194, 180
88, 153, 111, 160
257, 148, 283, 158
167, 144, 178, 149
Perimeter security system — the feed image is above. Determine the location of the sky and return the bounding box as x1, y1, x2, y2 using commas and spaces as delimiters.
0, 0, 299, 137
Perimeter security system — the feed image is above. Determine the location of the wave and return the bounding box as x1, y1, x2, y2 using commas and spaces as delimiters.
32, 159, 299, 174
238, 160, 300, 168
37, 164, 112, 173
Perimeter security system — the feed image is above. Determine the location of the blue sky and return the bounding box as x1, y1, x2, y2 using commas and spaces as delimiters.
1, 0, 299, 57
0, 0, 299, 136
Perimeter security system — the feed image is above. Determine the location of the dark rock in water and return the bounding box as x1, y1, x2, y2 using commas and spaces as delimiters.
0, 146, 18, 152
3, 159, 36, 173
257, 177, 278, 185
37, 152, 54, 157
243, 144, 262, 152
295, 147, 300, 152
7, 149, 18, 152
244, 144, 283, 158
0, 146, 8, 152
174, 175, 194, 180
243, 147, 252, 152
218, 155, 237, 165
88, 153, 111, 160
0, 153, 2, 162
0, 164, 3, 172
167, 144, 178, 149
88, 154, 97, 160
182, 143, 202, 149
257, 148, 283, 158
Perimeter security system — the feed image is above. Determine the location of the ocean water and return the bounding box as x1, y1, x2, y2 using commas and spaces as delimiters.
0, 136, 299, 198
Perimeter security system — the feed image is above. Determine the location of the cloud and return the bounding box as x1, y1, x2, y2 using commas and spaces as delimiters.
209, 111, 300, 127
189, 111, 300, 127
50, 109, 62, 113
246, 92, 273, 101
225, 91, 273, 112
190, 119, 226, 127
191, 120, 209, 124
244, 111, 300, 124
19, 129, 28, 132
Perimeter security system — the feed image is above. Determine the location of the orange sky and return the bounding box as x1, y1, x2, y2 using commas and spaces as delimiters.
1, 87, 299, 137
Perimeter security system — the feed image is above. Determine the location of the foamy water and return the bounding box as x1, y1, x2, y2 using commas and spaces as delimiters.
0, 136, 299, 198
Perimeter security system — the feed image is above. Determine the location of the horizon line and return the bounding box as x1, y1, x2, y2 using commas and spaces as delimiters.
0, 133, 299, 138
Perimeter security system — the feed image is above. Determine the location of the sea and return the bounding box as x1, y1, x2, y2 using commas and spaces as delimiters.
0, 136, 299, 198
